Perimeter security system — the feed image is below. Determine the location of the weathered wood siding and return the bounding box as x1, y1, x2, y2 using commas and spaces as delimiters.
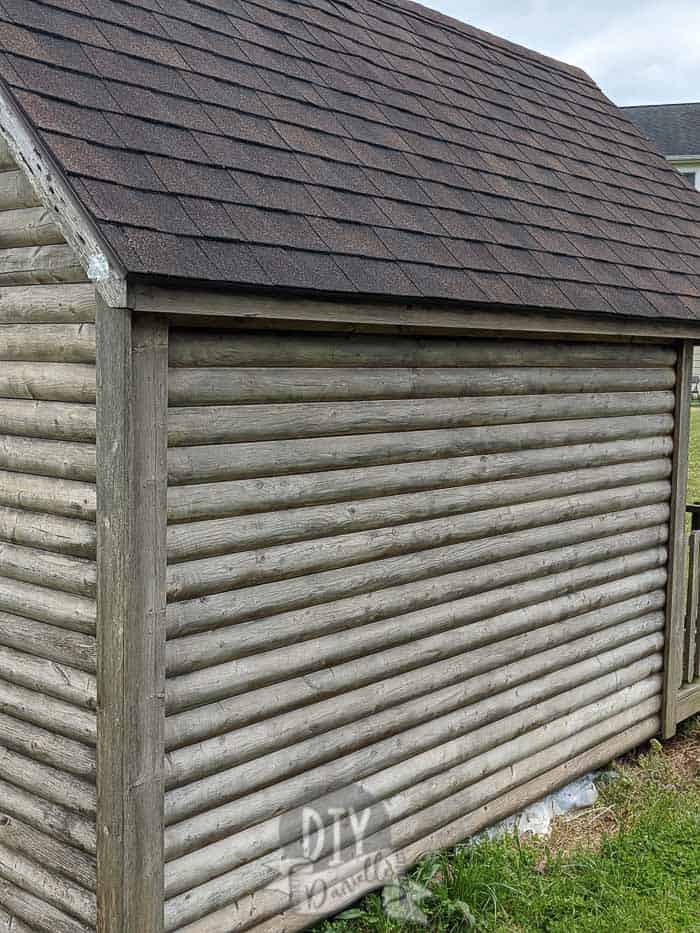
0, 138, 97, 932
164, 327, 674, 931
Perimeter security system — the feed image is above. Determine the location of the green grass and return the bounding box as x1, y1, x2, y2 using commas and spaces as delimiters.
315, 729, 700, 933
688, 407, 700, 505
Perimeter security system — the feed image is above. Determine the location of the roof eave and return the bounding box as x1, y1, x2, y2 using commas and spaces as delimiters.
129, 278, 700, 341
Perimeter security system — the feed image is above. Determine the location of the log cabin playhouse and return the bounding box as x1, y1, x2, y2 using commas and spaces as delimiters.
0, 1, 700, 931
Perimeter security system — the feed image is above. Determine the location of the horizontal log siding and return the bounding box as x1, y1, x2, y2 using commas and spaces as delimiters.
0, 143, 97, 933
164, 328, 675, 931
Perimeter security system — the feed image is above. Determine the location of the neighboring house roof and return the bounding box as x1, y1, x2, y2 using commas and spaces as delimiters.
623, 102, 700, 158
0, 0, 699, 319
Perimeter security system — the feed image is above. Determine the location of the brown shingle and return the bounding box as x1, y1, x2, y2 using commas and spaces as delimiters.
0, 0, 698, 318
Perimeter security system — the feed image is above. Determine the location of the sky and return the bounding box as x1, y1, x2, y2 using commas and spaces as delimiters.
424, 1, 700, 107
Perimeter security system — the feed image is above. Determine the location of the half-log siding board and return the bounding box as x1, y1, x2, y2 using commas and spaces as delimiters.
162, 326, 673, 931
0, 135, 98, 932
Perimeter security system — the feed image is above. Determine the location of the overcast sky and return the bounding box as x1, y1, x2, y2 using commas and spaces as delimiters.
425, 1, 700, 106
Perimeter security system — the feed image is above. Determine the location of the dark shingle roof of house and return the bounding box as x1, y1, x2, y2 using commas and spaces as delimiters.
623, 102, 700, 159
1, 0, 700, 319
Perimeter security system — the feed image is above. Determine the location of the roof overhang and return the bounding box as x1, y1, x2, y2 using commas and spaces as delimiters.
132, 282, 700, 341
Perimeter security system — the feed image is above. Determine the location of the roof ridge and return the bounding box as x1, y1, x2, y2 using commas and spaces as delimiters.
354, 0, 593, 83
622, 102, 700, 110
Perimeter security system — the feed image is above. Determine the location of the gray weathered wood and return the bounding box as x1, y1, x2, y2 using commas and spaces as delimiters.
0, 507, 95, 559
0, 577, 95, 634
168, 413, 674, 485
167, 525, 668, 678
0, 844, 95, 925
0, 747, 95, 816
167, 577, 666, 763
0, 542, 95, 597
0, 779, 95, 855
140, 283, 700, 339
96, 302, 168, 933
0, 285, 96, 324
0, 324, 95, 363
0, 879, 91, 933
0, 172, 39, 212
168, 365, 675, 406
0, 611, 96, 673
163, 688, 660, 929
167, 482, 670, 603
166, 503, 669, 638
164, 644, 662, 876
0, 903, 35, 933
0, 472, 95, 521
0, 400, 95, 443
0, 436, 95, 482
0, 645, 95, 709
166, 673, 660, 910
0, 711, 94, 779
168, 391, 674, 447
166, 321, 680, 363
0, 678, 96, 746
165, 557, 666, 718
0, 816, 96, 893
0, 208, 64, 250
0, 363, 96, 403
167, 459, 671, 563
167, 436, 673, 523
164, 605, 664, 828
0, 137, 15, 171
663, 340, 693, 736
684, 531, 700, 684
0, 246, 87, 287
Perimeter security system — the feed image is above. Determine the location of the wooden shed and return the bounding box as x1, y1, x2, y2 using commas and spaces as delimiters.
0, 1, 699, 931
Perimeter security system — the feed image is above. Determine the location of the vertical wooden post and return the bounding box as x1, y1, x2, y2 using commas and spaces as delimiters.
96, 297, 168, 931
662, 339, 693, 738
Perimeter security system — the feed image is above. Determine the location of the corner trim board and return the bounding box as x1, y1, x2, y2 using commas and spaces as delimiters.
662, 339, 693, 737
96, 298, 168, 932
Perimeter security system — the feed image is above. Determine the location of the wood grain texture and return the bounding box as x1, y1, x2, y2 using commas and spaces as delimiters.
0, 207, 64, 249
0, 611, 96, 673
168, 328, 678, 368
167, 483, 670, 602
0, 816, 96, 891
168, 414, 674, 485
166, 504, 669, 638
167, 436, 673, 523
0, 172, 39, 212
0, 325, 96, 363
168, 365, 675, 406
96, 302, 168, 933
164, 609, 664, 830
0, 285, 95, 324
0, 245, 87, 286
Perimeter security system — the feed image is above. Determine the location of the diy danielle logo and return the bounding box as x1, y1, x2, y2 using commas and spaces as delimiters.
267, 782, 411, 919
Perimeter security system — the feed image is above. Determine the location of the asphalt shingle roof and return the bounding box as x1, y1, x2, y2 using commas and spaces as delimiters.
624, 102, 700, 159
1, 0, 700, 319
